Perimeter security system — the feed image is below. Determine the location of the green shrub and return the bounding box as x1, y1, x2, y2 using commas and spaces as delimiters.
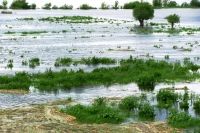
167, 109, 200, 128
156, 89, 178, 108
119, 96, 139, 111
60, 104, 125, 124
54, 57, 72, 66
138, 103, 155, 120
193, 100, 200, 111
29, 58, 40, 68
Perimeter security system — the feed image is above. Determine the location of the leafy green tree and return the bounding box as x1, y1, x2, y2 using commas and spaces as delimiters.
190, 0, 200, 7
165, 14, 180, 29
79, 3, 96, 9
133, 2, 154, 27
152, 0, 162, 7
181, 2, 190, 7
2, 0, 8, 9
59, 4, 73, 9
52, 5, 58, 9
101, 2, 109, 9
42, 3, 51, 9
30, 3, 36, 9
167, 1, 178, 7
123, 1, 139, 9
112, 0, 119, 9
162, 0, 169, 7
10, 0, 31, 9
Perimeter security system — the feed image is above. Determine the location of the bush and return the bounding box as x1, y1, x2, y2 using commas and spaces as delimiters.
138, 103, 155, 120
167, 109, 200, 128
79, 4, 96, 9
156, 89, 178, 108
193, 100, 200, 111
119, 96, 139, 111
60, 104, 125, 124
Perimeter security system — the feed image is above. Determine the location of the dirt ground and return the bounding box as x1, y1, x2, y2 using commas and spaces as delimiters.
0, 99, 184, 133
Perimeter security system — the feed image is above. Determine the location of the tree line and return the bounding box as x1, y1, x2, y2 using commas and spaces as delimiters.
1, 0, 199, 10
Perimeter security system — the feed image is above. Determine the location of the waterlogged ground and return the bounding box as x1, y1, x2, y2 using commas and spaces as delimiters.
0, 9, 200, 127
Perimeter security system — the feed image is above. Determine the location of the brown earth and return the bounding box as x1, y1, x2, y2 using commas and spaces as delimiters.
0, 99, 184, 133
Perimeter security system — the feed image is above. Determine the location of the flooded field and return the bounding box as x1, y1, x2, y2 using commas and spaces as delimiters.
0, 9, 200, 123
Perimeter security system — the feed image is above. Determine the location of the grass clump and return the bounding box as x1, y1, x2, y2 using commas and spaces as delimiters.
29, 58, 40, 68
60, 97, 125, 124
54, 57, 72, 67
81, 56, 116, 65
167, 109, 200, 128
138, 102, 155, 120
119, 96, 139, 111
156, 89, 178, 108
0, 71, 31, 90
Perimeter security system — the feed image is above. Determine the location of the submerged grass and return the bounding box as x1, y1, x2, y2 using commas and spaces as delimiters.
0, 57, 200, 91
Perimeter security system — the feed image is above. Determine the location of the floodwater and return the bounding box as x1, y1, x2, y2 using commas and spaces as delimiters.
0, 9, 200, 120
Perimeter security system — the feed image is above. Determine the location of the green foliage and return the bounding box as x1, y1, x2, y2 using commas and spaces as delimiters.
29, 58, 40, 68
0, 71, 31, 90
42, 3, 51, 9
54, 57, 73, 67
138, 102, 155, 120
152, 0, 162, 7
167, 1, 178, 7
123, 1, 139, 9
190, 0, 200, 7
164, 14, 180, 29
81, 56, 116, 65
79, 3, 97, 9
156, 89, 178, 108
119, 96, 139, 111
133, 2, 154, 27
167, 109, 200, 128
2, 0, 8, 9
101, 2, 109, 9
193, 100, 200, 111
10, 0, 32, 9
112, 0, 119, 9
30, 3, 36, 9
60, 100, 125, 124
59, 4, 73, 9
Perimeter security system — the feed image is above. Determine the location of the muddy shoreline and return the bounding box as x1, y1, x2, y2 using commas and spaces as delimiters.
0, 99, 184, 133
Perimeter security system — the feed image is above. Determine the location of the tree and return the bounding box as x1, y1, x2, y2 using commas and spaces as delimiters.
42, 3, 51, 9
10, 0, 31, 9
2, 0, 8, 9
167, 1, 178, 7
152, 0, 162, 7
101, 2, 109, 9
164, 14, 180, 29
162, 0, 169, 7
181, 2, 190, 7
112, 0, 119, 9
52, 5, 58, 9
133, 2, 154, 27
123, 1, 139, 9
190, 0, 200, 7
30, 3, 36, 9
59, 4, 73, 9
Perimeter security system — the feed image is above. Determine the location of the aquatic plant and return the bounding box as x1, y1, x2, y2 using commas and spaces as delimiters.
29, 58, 40, 68
167, 109, 200, 128
119, 96, 139, 111
138, 102, 156, 120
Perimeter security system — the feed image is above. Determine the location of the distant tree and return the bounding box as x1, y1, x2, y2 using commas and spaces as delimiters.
162, 0, 169, 7
167, 1, 178, 7
165, 14, 180, 29
0, 5, 3, 9
152, 0, 162, 7
133, 2, 154, 27
10, 0, 31, 9
112, 0, 119, 9
42, 3, 51, 9
181, 2, 190, 7
59, 4, 73, 9
2, 0, 8, 9
123, 1, 139, 9
79, 3, 96, 9
101, 2, 109, 9
30, 3, 36, 9
190, 0, 200, 7
52, 5, 58, 9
